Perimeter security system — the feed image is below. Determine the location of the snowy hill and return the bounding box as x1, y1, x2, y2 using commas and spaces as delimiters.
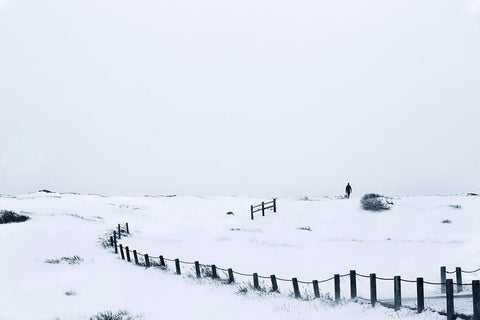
0, 192, 479, 319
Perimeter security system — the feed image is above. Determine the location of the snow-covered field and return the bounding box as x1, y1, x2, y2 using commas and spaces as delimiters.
1, 192, 479, 320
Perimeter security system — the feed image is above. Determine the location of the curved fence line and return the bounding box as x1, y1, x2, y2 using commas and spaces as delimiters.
107, 222, 480, 320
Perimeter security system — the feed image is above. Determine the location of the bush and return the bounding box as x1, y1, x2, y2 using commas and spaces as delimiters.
0, 210, 30, 224
361, 194, 393, 211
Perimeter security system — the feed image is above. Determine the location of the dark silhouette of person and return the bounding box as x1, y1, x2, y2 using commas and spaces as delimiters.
345, 183, 352, 198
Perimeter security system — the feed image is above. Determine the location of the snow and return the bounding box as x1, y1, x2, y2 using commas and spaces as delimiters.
0, 192, 479, 319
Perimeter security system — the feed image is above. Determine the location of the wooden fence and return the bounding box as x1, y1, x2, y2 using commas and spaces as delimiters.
109, 222, 480, 320
250, 198, 276, 220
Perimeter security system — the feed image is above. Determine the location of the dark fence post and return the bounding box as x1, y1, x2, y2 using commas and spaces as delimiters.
273, 198, 277, 213
253, 273, 260, 289
350, 270, 357, 299
262, 202, 265, 216
125, 222, 129, 234
417, 277, 424, 313
175, 259, 181, 275
159, 255, 165, 268
394, 276, 401, 311
251, 205, 254, 220
211, 265, 217, 279
446, 279, 454, 320
456, 267, 463, 293
271, 275, 278, 292
313, 280, 320, 298
370, 273, 377, 307
145, 254, 150, 267
110, 236, 114, 247
441, 266, 446, 294
473, 280, 480, 320
292, 278, 300, 298
117, 224, 121, 239
114, 238, 118, 254
228, 269, 234, 283
133, 250, 139, 265
119, 244, 125, 260
334, 274, 341, 302
125, 246, 131, 262
195, 261, 201, 278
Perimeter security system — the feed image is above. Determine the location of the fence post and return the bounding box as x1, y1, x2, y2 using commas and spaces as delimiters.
446, 279, 454, 320
159, 255, 165, 268
441, 266, 446, 294
417, 277, 424, 313
350, 270, 357, 299
119, 244, 125, 260
334, 274, 341, 302
456, 267, 463, 293
273, 198, 277, 213
253, 273, 260, 289
145, 254, 150, 267
195, 261, 201, 278
133, 250, 139, 265
117, 224, 121, 239
228, 269, 234, 283
473, 280, 480, 320
271, 275, 278, 292
370, 273, 377, 307
175, 259, 181, 275
313, 280, 320, 298
394, 276, 401, 311
109, 236, 114, 247
125, 246, 131, 262
292, 278, 300, 298
114, 238, 118, 254
125, 222, 129, 234
211, 265, 217, 279
251, 205, 254, 220
262, 202, 265, 216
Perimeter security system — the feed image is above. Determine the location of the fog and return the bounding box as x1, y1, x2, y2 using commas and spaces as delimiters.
1, 0, 479, 197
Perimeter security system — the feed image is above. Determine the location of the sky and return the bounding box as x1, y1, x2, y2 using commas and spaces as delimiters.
0, 0, 479, 197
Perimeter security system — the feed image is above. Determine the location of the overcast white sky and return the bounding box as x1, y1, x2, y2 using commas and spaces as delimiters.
1, 0, 479, 197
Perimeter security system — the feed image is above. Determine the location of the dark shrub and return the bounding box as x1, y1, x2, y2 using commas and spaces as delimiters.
0, 210, 30, 224
38, 189, 53, 193
361, 194, 392, 211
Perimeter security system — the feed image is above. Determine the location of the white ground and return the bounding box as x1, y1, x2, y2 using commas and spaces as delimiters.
1, 192, 479, 319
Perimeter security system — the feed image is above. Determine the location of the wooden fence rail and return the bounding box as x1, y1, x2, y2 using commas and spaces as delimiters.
250, 198, 276, 220
109, 222, 480, 320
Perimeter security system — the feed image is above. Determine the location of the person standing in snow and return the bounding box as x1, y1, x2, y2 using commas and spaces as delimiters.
345, 183, 352, 198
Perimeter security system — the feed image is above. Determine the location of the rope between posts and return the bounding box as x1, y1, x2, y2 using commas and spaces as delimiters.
179, 260, 196, 265
376, 276, 395, 281
232, 270, 254, 277
461, 268, 480, 274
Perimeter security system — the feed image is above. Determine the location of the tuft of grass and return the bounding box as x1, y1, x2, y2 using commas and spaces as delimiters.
297, 226, 312, 231
442, 219, 452, 224
45, 255, 83, 265
89, 310, 138, 320
0, 210, 30, 224
449, 204, 462, 209
64, 290, 76, 296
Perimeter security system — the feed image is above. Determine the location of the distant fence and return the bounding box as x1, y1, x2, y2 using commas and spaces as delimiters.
250, 198, 276, 220
108, 223, 480, 320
